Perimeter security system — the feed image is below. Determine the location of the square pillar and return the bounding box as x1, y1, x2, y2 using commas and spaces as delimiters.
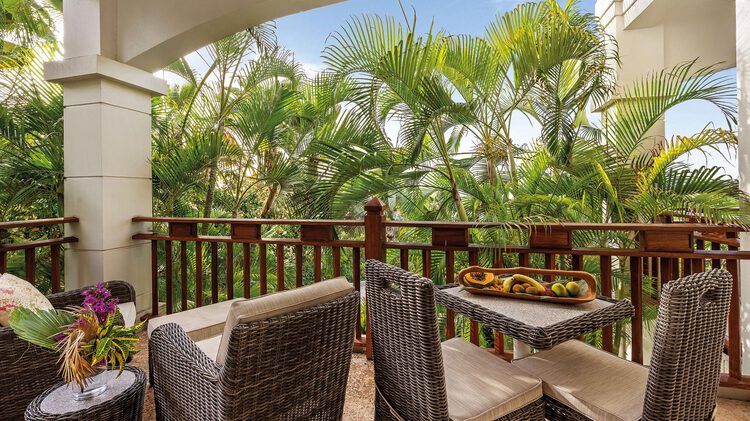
736, 0, 750, 378
45, 56, 166, 312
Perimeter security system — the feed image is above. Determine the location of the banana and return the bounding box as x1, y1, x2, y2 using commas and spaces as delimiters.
512, 274, 546, 291
502, 276, 516, 291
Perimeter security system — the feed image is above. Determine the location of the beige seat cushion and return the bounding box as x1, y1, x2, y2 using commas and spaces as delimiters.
195, 335, 222, 362
442, 338, 542, 421
117, 302, 137, 328
216, 277, 353, 365
512, 340, 648, 421
0, 273, 53, 326
147, 298, 246, 341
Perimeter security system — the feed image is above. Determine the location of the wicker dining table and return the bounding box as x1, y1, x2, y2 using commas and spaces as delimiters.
435, 285, 635, 357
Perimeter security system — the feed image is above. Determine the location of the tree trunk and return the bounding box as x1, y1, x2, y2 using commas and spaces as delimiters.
450, 178, 469, 222
260, 184, 278, 219
201, 155, 219, 234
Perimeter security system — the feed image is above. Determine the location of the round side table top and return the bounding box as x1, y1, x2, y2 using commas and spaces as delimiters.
26, 366, 145, 421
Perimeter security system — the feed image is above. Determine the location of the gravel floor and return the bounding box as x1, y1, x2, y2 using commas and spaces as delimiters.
132, 331, 749, 420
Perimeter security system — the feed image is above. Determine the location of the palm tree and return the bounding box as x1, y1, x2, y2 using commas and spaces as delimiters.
0, 44, 63, 221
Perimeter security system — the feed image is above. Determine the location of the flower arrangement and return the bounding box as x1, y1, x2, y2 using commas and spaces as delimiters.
9, 283, 143, 391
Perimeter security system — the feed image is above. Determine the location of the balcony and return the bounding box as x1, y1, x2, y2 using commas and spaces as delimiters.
2, 198, 750, 419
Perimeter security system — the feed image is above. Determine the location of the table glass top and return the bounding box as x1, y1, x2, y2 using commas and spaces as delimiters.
39, 370, 136, 414
438, 286, 614, 328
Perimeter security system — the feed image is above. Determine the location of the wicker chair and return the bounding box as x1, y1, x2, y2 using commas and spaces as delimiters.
0, 280, 136, 421
365, 260, 545, 421
513, 269, 733, 421
149, 278, 359, 421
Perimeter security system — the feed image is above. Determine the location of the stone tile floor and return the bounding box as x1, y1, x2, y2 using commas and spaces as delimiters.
132, 332, 749, 420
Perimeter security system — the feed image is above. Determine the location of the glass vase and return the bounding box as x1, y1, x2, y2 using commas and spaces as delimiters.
72, 370, 109, 401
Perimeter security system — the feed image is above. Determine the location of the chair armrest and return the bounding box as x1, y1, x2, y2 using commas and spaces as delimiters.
47, 280, 136, 309
149, 323, 221, 420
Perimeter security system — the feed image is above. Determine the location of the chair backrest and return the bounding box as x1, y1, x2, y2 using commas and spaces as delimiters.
643, 269, 733, 420
218, 287, 359, 420
365, 260, 450, 421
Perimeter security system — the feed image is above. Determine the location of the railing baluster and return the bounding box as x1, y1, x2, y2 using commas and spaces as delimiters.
422, 249, 431, 278
600, 255, 613, 353
314, 245, 322, 282
180, 241, 188, 311
681, 257, 692, 277
333, 246, 341, 278
494, 248, 503, 268
468, 249, 480, 346
711, 241, 721, 269
0, 249, 6, 273
630, 256, 643, 364
165, 240, 173, 314
572, 254, 583, 271
519, 252, 529, 267
195, 241, 203, 307
211, 242, 218, 304
50, 244, 61, 293
693, 239, 705, 273
226, 242, 234, 300
295, 245, 303, 288
243, 243, 251, 298
24, 247, 35, 286
544, 253, 555, 281
400, 248, 409, 270
277, 244, 285, 291
259, 243, 267, 295
151, 240, 159, 316
446, 250, 455, 339
491, 249, 505, 355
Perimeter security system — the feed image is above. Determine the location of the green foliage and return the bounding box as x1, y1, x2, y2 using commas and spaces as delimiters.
8, 307, 73, 350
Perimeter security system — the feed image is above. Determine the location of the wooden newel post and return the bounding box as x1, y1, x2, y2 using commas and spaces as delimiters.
363, 197, 386, 359
364, 197, 386, 261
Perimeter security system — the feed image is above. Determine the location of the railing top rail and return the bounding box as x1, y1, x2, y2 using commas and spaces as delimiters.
132, 216, 365, 227
383, 220, 746, 232
0, 217, 79, 230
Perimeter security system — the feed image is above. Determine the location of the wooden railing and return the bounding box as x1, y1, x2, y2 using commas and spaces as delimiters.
132, 216, 367, 347
0, 218, 79, 294
134, 198, 750, 389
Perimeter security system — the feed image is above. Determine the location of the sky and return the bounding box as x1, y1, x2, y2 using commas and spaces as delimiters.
161, 0, 737, 177
272, 0, 739, 176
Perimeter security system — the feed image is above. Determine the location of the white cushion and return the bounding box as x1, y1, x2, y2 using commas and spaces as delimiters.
442, 338, 543, 421
195, 335, 222, 362
117, 302, 137, 328
512, 340, 648, 421
216, 277, 353, 365
0, 273, 53, 326
147, 298, 246, 341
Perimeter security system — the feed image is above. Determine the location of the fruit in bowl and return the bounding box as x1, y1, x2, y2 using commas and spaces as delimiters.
463, 272, 498, 289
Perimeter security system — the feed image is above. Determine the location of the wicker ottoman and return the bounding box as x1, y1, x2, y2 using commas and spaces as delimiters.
25, 367, 146, 421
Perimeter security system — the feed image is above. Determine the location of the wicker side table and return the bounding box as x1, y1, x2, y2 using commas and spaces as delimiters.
25, 367, 146, 421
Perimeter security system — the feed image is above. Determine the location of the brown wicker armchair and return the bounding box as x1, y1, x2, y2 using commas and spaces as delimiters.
513, 269, 733, 421
149, 278, 359, 421
365, 260, 545, 421
0, 280, 136, 421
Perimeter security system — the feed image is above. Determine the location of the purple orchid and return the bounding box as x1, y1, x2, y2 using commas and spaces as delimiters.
81, 283, 119, 323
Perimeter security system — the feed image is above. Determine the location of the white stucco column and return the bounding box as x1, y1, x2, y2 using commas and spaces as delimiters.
43, 0, 166, 311
736, 0, 750, 378
44, 57, 165, 311
596, 0, 666, 149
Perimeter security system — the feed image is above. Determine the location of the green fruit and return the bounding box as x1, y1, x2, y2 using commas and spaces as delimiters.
551, 283, 568, 297
566, 281, 581, 296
